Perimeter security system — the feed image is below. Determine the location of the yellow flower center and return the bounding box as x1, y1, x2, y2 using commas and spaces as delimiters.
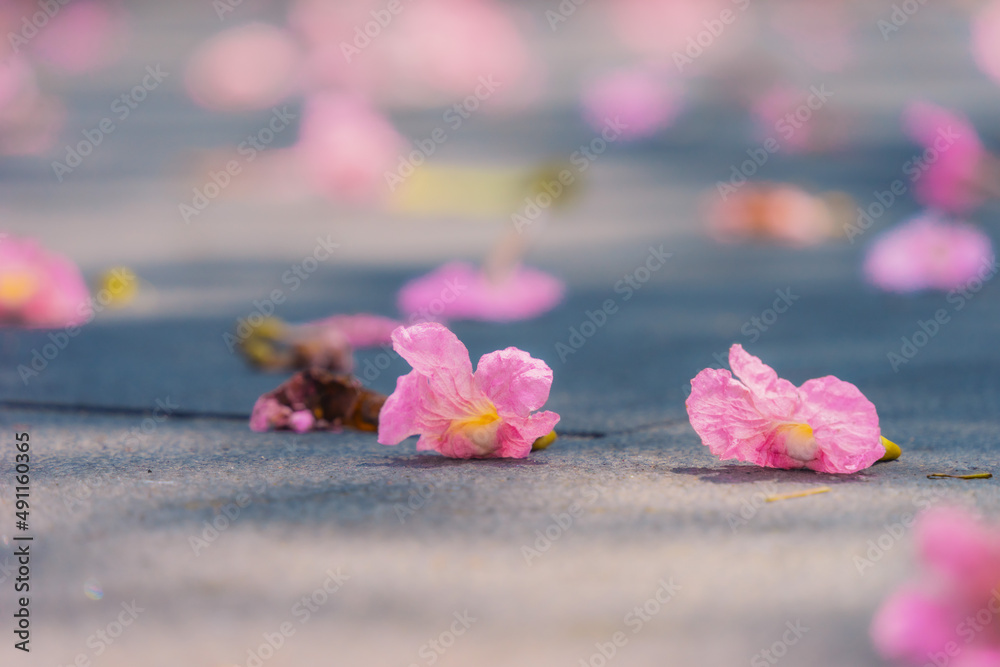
450, 405, 501, 454
0, 271, 39, 307
777, 422, 818, 462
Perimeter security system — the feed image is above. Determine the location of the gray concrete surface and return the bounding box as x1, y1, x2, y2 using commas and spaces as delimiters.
1, 2, 1000, 666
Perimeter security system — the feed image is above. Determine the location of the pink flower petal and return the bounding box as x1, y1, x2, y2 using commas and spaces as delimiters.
728, 344, 801, 417
475, 348, 554, 417
871, 588, 958, 663
495, 411, 561, 458
377, 372, 426, 445
796, 376, 882, 474
687, 367, 792, 467
289, 410, 315, 433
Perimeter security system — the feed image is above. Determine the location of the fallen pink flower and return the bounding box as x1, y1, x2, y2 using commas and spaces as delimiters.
397, 261, 563, 323
686, 344, 884, 474
903, 102, 988, 215
871, 507, 1000, 667
377, 323, 560, 459
864, 214, 994, 293
249, 369, 386, 433
0, 236, 89, 328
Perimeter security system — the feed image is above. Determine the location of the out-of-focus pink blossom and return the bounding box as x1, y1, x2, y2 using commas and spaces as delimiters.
397, 261, 564, 323
903, 102, 987, 215
0, 236, 89, 328
378, 323, 560, 459
581, 67, 682, 140
30, 1, 128, 74
185, 23, 302, 111
382, 0, 528, 101
686, 344, 884, 474
705, 184, 837, 246
973, 0, 1000, 87
871, 507, 1000, 666
864, 214, 994, 293
296, 93, 403, 203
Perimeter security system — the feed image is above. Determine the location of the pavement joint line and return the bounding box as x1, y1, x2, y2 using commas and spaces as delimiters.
0, 400, 611, 438
0, 402, 695, 440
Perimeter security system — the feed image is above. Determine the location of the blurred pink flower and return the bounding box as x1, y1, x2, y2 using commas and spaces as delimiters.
686, 344, 884, 474
705, 184, 836, 246
973, 0, 1000, 87
871, 507, 1000, 666
397, 261, 564, 323
864, 214, 994, 293
0, 236, 89, 328
30, 0, 129, 74
185, 22, 302, 111
581, 67, 682, 140
377, 323, 560, 459
903, 102, 987, 215
296, 93, 403, 203
382, 0, 528, 101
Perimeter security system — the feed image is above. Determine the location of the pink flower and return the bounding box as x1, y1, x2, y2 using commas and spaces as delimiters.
377, 323, 560, 459
871, 508, 1000, 666
864, 214, 994, 293
295, 93, 403, 203
397, 262, 563, 323
903, 102, 987, 214
581, 67, 682, 140
0, 236, 89, 328
686, 344, 884, 474
185, 23, 302, 112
